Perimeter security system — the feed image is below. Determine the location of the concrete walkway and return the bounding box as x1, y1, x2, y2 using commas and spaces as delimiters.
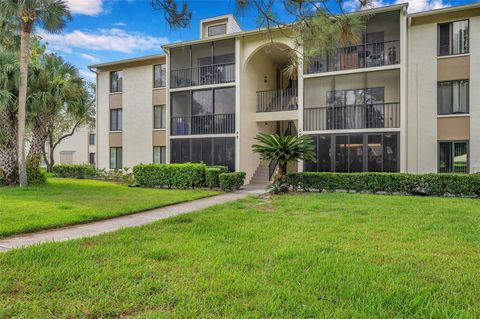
0, 185, 267, 252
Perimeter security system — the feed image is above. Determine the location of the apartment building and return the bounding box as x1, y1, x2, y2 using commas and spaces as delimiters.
48, 126, 96, 167
90, 2, 480, 183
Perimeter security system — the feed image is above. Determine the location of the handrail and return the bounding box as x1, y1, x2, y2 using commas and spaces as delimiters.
305, 40, 400, 74
171, 113, 235, 136
170, 62, 235, 89
303, 102, 400, 131
257, 88, 298, 112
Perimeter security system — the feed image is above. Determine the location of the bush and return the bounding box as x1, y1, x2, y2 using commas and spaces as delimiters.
53, 164, 95, 179
206, 166, 229, 188
219, 172, 246, 192
27, 160, 46, 185
287, 172, 480, 197
133, 163, 207, 189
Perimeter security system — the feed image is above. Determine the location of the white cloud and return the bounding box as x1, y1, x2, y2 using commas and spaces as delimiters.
65, 0, 103, 16
38, 28, 169, 54
79, 53, 100, 63
79, 69, 96, 82
112, 22, 127, 27
398, 0, 448, 12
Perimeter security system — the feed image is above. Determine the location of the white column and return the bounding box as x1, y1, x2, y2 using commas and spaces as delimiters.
297, 45, 304, 172
165, 48, 171, 164
235, 37, 241, 172
399, 7, 408, 173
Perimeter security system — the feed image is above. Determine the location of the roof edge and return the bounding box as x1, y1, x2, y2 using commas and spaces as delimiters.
88, 53, 166, 69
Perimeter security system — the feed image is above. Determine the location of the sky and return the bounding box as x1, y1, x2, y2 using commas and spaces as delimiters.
39, 0, 477, 82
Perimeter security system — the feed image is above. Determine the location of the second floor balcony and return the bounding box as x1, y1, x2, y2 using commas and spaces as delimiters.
256, 88, 298, 112
304, 102, 400, 131
171, 62, 235, 89
306, 40, 400, 75
171, 113, 235, 136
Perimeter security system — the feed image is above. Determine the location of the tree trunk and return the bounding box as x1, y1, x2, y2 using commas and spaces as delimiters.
17, 24, 32, 187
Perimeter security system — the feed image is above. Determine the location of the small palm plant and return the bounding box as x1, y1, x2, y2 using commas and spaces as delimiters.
252, 133, 316, 193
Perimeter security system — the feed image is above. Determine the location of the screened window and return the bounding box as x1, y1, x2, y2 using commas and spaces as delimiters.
439, 141, 468, 173
89, 153, 95, 165
438, 20, 469, 56
110, 70, 123, 93
110, 109, 122, 131
153, 105, 166, 129
305, 133, 399, 173
438, 80, 469, 114
110, 147, 122, 170
208, 24, 227, 36
153, 146, 166, 164
154, 64, 166, 88
89, 133, 95, 145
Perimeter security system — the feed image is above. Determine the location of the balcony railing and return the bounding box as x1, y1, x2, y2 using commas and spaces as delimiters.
171, 113, 235, 136
304, 103, 400, 131
305, 40, 400, 74
171, 62, 235, 89
256, 88, 298, 112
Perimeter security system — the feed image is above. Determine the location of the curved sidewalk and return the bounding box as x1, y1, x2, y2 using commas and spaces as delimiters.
0, 185, 267, 252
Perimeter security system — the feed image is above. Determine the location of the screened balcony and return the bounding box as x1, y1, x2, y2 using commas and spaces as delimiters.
171, 113, 235, 135
170, 39, 235, 89
304, 10, 401, 74
256, 88, 298, 112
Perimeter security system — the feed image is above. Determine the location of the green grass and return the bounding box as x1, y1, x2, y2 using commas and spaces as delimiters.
0, 178, 217, 237
1, 192, 480, 318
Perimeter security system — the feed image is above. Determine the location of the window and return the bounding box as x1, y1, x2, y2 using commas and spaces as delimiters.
439, 141, 468, 173
153, 146, 166, 164
438, 20, 469, 56
153, 105, 166, 129
171, 137, 235, 171
208, 24, 227, 36
110, 109, 122, 131
110, 70, 123, 93
89, 153, 95, 166
89, 133, 95, 145
305, 133, 399, 173
438, 80, 469, 114
154, 64, 166, 88
110, 147, 122, 170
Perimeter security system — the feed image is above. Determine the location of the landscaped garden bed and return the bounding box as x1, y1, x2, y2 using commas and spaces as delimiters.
1, 192, 479, 317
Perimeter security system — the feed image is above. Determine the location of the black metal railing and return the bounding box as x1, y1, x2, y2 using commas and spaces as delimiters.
256, 88, 298, 112
306, 40, 400, 74
171, 113, 235, 136
269, 122, 294, 180
303, 103, 400, 131
171, 62, 235, 89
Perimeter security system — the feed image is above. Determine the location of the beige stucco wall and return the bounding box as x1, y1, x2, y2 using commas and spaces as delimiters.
109, 132, 122, 147
153, 88, 166, 105
469, 16, 480, 173
152, 130, 166, 146
109, 93, 122, 108
407, 22, 438, 173
123, 65, 154, 167
437, 55, 470, 81
437, 117, 470, 140
53, 126, 92, 165
97, 71, 111, 170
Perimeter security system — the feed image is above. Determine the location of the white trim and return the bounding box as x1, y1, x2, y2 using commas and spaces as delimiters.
437, 113, 470, 118
169, 82, 236, 93
152, 128, 167, 131
437, 53, 470, 59
303, 128, 401, 135
303, 64, 401, 79
170, 134, 236, 139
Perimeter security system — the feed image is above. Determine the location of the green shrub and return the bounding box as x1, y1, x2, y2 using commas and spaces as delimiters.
133, 163, 207, 189
287, 172, 480, 197
53, 164, 95, 179
27, 160, 47, 185
205, 166, 229, 188
219, 172, 246, 192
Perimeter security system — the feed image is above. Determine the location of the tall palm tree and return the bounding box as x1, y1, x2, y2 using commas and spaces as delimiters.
252, 133, 316, 192
0, 0, 71, 186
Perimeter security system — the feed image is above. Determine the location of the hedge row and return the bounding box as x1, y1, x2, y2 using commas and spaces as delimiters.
206, 166, 229, 188
53, 164, 95, 179
133, 163, 207, 189
219, 172, 246, 192
288, 172, 480, 197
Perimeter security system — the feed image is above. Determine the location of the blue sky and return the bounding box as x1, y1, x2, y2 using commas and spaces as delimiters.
40, 0, 476, 82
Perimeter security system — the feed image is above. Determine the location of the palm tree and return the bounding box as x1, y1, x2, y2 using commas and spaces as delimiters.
252, 133, 316, 192
0, 0, 71, 186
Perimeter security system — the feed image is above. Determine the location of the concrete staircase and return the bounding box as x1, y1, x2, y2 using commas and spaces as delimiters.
249, 161, 271, 185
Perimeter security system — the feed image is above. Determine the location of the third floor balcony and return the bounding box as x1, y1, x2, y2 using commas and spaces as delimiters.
171, 62, 235, 89
256, 88, 298, 113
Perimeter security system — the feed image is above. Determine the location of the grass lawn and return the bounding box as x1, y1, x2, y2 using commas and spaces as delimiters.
1, 193, 480, 318
0, 178, 217, 237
